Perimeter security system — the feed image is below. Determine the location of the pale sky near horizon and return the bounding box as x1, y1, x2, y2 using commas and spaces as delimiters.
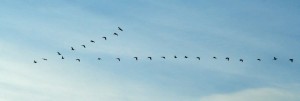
1, 0, 300, 101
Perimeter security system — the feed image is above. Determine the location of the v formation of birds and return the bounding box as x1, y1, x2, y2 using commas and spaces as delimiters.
33, 27, 295, 64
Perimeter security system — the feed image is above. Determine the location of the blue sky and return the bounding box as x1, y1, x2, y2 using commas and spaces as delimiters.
1, 0, 300, 101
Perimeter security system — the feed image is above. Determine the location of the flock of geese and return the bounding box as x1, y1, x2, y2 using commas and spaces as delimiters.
33, 27, 295, 64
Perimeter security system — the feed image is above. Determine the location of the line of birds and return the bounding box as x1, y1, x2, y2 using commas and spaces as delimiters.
33, 27, 295, 64
34, 55, 294, 63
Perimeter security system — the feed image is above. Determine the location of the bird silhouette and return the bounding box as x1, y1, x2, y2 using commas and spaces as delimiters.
134, 57, 138, 61
33, 60, 37, 63
213, 57, 217, 59
61, 56, 64, 59
98, 58, 101, 60
226, 57, 230, 61
273, 57, 277, 60
76, 59, 80, 62
240, 59, 244, 62
57, 52, 61, 55
42, 58, 47, 61
81, 45, 86, 48
113, 33, 118, 36
174, 55, 177, 58
161, 56, 166, 59
148, 57, 152, 60
184, 56, 188, 58
71, 47, 75, 51
196, 57, 200, 60
118, 27, 123, 31
90, 40, 95, 43
290, 59, 294, 63
102, 37, 107, 40
116, 58, 121, 61
257, 59, 261, 61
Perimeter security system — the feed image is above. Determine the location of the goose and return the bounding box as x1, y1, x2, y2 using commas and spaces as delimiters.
90, 40, 95, 43
196, 57, 200, 60
118, 27, 123, 31
81, 45, 86, 48
113, 33, 118, 36
102, 37, 107, 40
76, 59, 80, 62
116, 58, 121, 61
240, 59, 244, 62
225, 57, 229, 61
148, 57, 152, 60
134, 57, 138, 61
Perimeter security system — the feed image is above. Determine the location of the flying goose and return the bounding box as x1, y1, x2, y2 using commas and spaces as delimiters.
71, 47, 75, 51
148, 57, 152, 60
116, 58, 121, 61
81, 45, 86, 48
161, 56, 166, 59
225, 57, 229, 61
33, 60, 37, 63
113, 33, 118, 36
102, 37, 107, 40
90, 40, 95, 43
76, 59, 80, 62
118, 27, 123, 31
196, 57, 200, 60
273, 57, 277, 60
57, 52, 61, 55
290, 59, 294, 63
134, 57, 138, 61
240, 59, 244, 62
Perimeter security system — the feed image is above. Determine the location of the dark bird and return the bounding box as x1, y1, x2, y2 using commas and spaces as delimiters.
118, 27, 123, 31
81, 45, 86, 48
61, 56, 64, 59
116, 58, 121, 61
257, 59, 261, 61
90, 40, 95, 43
184, 56, 188, 58
273, 57, 277, 60
196, 57, 200, 60
226, 57, 230, 61
76, 59, 80, 62
113, 33, 118, 36
289, 59, 294, 63
240, 59, 244, 62
57, 52, 61, 55
33, 60, 37, 63
98, 58, 101, 60
134, 57, 138, 61
42, 58, 47, 61
161, 56, 166, 59
213, 57, 217, 59
174, 55, 177, 58
102, 37, 107, 40
148, 57, 152, 60
71, 47, 75, 51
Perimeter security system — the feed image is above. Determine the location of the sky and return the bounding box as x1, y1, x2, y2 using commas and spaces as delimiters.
0, 0, 300, 101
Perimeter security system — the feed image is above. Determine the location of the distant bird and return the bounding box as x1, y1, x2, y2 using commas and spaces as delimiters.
240, 59, 244, 62
289, 59, 294, 63
57, 52, 61, 55
257, 59, 261, 61
113, 33, 118, 36
102, 37, 107, 40
116, 58, 121, 61
196, 57, 200, 60
273, 57, 277, 60
33, 60, 37, 63
148, 57, 152, 60
225, 57, 230, 61
71, 47, 75, 51
76, 59, 80, 62
134, 57, 138, 61
42, 58, 47, 61
161, 56, 166, 59
81, 45, 86, 48
118, 27, 123, 31
90, 40, 95, 43
61, 56, 64, 59
174, 55, 177, 58
184, 56, 188, 58
213, 57, 217, 59
98, 58, 101, 60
